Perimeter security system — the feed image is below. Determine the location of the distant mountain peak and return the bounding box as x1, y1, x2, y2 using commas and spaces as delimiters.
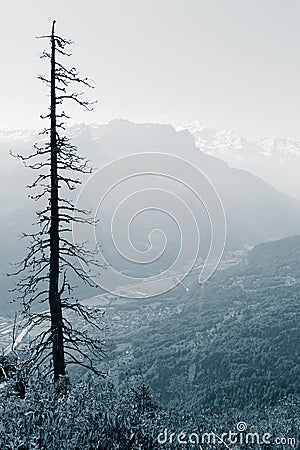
178, 122, 300, 198
0, 127, 37, 142
1, 119, 300, 198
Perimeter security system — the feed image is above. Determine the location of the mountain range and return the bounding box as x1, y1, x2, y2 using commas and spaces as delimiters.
178, 121, 300, 199
1, 120, 300, 313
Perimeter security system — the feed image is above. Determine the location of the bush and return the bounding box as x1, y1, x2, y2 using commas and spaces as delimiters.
0, 375, 299, 449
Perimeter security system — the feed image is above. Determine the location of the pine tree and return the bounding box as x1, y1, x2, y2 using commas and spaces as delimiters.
12, 21, 104, 382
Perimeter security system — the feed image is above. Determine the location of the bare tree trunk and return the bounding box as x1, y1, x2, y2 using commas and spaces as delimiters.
49, 20, 65, 381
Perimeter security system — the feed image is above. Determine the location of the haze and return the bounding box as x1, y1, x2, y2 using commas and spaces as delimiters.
1, 0, 300, 140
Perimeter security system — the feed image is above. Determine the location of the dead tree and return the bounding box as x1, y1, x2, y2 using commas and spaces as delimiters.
11, 20, 104, 382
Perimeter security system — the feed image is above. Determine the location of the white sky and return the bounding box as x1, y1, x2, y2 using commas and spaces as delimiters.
1, 0, 300, 140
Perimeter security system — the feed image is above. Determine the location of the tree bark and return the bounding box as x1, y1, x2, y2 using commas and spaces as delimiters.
49, 20, 65, 381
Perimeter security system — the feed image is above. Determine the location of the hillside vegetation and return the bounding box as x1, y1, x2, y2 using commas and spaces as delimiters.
103, 235, 300, 413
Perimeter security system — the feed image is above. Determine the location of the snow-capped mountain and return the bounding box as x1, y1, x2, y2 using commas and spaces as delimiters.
178, 121, 300, 199
0, 125, 38, 143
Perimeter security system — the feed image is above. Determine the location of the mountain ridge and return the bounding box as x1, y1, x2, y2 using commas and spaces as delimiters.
178, 121, 300, 198
1, 120, 300, 314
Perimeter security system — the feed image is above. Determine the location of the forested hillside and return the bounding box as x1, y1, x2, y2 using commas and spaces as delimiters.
103, 235, 300, 413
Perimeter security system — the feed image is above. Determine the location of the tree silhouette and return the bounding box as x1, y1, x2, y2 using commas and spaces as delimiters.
11, 20, 104, 382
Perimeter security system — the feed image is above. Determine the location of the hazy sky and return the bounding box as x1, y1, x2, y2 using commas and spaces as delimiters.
1, 0, 300, 140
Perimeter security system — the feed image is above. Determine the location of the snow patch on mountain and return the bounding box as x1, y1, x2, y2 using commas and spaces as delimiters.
178, 122, 300, 198
0, 127, 38, 142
